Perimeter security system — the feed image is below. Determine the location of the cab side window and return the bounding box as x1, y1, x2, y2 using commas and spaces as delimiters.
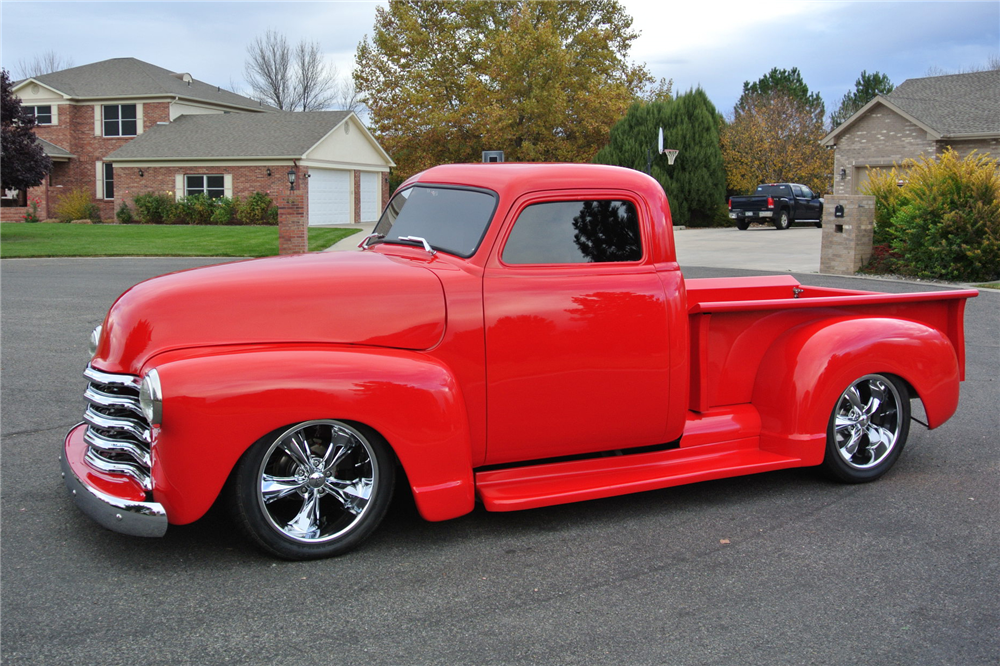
502, 200, 642, 264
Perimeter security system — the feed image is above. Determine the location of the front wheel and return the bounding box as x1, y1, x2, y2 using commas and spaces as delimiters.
228, 419, 395, 560
822, 374, 910, 483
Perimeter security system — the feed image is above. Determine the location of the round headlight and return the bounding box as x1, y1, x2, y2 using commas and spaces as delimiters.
139, 369, 163, 426
88, 325, 103, 358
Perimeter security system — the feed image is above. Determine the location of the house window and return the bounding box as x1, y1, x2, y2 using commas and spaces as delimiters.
25, 105, 53, 125
103, 163, 114, 199
103, 104, 137, 137
185, 175, 225, 199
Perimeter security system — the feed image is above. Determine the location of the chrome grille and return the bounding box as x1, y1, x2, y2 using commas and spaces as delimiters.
83, 366, 153, 493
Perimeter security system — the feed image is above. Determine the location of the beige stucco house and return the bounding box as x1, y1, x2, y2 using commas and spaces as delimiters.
821, 70, 1000, 196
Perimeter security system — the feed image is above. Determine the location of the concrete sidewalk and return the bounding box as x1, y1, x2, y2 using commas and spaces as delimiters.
320, 222, 823, 273
319, 223, 376, 252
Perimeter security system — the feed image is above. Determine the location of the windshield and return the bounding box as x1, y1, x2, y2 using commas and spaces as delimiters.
372, 185, 498, 257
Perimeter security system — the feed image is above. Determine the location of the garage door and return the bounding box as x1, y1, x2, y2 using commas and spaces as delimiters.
308, 169, 351, 225
360, 172, 380, 222
854, 165, 908, 195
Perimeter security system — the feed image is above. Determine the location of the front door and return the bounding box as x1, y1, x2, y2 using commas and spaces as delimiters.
483, 195, 671, 466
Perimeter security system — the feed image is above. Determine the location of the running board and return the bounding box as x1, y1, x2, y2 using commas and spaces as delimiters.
475, 439, 802, 512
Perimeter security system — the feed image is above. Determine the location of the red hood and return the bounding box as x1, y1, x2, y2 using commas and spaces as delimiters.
94, 251, 446, 375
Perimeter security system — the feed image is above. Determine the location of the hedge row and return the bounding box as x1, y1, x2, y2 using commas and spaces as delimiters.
861, 149, 1000, 282
120, 192, 278, 226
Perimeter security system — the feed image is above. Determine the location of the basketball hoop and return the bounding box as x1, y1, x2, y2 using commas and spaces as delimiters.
664, 149, 679, 166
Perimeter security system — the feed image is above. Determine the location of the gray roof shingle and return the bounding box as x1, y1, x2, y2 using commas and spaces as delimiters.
883, 70, 1000, 137
36, 137, 74, 158
24, 58, 268, 112
105, 111, 353, 160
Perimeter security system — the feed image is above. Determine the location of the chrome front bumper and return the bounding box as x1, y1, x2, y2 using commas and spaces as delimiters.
61, 423, 167, 538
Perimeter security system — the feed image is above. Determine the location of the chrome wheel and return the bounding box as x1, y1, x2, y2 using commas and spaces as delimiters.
230, 419, 394, 559
824, 373, 910, 482
257, 420, 377, 542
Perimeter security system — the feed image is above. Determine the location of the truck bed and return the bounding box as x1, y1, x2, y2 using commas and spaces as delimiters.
685, 275, 977, 412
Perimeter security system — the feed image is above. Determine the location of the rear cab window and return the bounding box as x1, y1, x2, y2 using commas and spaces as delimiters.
501, 199, 643, 265
755, 185, 791, 197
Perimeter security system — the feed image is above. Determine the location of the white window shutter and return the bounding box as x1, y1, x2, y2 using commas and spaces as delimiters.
224, 174, 233, 198
94, 105, 101, 136
96, 161, 103, 199
175, 174, 184, 201
136, 103, 144, 134
51, 105, 59, 126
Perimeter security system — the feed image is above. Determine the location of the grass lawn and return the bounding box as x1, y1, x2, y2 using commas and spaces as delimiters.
0, 223, 360, 258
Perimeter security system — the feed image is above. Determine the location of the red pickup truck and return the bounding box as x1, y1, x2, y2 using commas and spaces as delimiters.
63, 163, 976, 560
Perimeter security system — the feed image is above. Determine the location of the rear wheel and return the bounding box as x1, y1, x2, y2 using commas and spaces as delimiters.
736, 220, 749, 231
822, 374, 910, 483
814, 220, 823, 228
774, 210, 790, 230
228, 419, 395, 560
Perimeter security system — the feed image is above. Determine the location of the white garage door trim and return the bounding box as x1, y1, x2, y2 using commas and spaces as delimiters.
308, 169, 351, 226
360, 172, 380, 222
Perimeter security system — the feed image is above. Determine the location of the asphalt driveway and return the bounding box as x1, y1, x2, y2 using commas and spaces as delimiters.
1, 255, 997, 666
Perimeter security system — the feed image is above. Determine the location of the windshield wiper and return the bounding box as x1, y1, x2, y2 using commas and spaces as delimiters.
357, 233, 384, 249
388, 236, 437, 256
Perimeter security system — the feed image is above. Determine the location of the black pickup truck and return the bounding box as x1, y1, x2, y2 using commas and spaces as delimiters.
729, 183, 823, 230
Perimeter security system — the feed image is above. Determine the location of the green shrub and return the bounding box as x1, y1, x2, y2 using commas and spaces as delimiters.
116, 201, 135, 224
176, 193, 215, 225
861, 167, 908, 245
133, 192, 177, 224
238, 191, 278, 225
54, 188, 100, 223
211, 196, 240, 225
862, 149, 1000, 282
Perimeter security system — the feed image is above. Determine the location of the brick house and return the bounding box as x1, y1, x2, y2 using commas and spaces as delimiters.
3, 58, 393, 230
821, 70, 1000, 196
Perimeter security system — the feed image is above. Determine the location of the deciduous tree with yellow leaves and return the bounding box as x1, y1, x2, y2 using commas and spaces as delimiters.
354, 0, 651, 181
721, 68, 832, 196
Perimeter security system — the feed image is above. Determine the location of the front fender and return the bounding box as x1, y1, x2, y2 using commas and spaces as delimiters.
147, 347, 475, 525
752, 317, 960, 463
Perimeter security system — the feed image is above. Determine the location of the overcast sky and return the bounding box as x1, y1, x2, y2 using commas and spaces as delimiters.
2, 0, 997, 120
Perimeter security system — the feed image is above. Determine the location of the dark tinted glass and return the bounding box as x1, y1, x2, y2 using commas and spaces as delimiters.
373, 186, 497, 257
104, 105, 120, 121
754, 185, 791, 197
33, 106, 52, 124
185, 175, 202, 195
104, 163, 114, 199
502, 200, 642, 264
121, 105, 137, 120
121, 120, 137, 136
206, 175, 225, 189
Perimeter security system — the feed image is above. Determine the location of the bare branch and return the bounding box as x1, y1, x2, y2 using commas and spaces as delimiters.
15, 51, 74, 79
294, 41, 337, 111
244, 30, 294, 110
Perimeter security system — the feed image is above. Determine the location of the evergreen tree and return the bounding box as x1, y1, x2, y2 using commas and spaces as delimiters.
595, 88, 725, 226
829, 70, 894, 128
737, 67, 824, 119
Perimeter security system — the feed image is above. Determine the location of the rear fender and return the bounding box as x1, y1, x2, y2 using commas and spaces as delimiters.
752, 317, 960, 463
146, 347, 475, 525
